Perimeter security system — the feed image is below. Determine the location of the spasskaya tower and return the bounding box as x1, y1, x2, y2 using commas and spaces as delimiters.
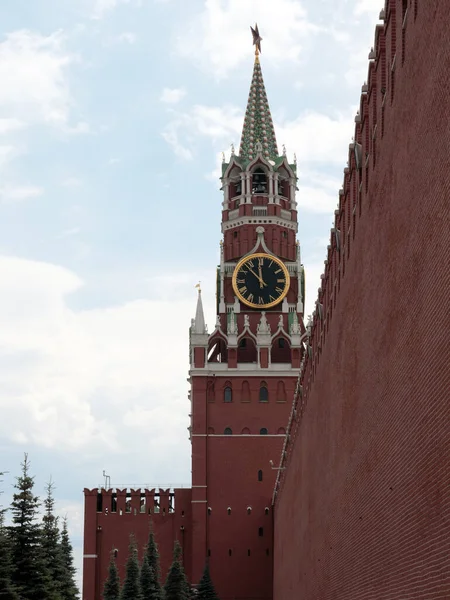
188, 24, 306, 600
82, 24, 307, 600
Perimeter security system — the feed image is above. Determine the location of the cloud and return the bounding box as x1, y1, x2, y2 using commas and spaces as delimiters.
0, 185, 44, 203
0, 30, 74, 127
0, 256, 215, 482
0, 118, 25, 134
175, 0, 320, 78
162, 102, 353, 170
297, 172, 341, 214
160, 87, 187, 105
354, 0, 383, 16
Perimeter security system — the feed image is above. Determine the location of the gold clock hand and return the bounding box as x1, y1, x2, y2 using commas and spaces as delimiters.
258, 264, 265, 288
247, 266, 267, 287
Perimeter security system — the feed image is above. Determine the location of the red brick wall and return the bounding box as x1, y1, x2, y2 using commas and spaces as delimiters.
82, 488, 192, 600
274, 1, 450, 598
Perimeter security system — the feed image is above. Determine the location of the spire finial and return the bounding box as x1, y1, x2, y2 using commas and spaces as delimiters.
251, 24, 262, 62
195, 281, 201, 293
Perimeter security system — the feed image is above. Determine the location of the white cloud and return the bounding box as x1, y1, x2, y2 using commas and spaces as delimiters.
175, 0, 320, 78
277, 110, 354, 166
297, 172, 341, 214
162, 102, 353, 169
0, 30, 74, 126
0, 256, 215, 482
161, 120, 194, 161
160, 87, 187, 105
0, 185, 44, 203
355, 0, 384, 16
0, 118, 25, 134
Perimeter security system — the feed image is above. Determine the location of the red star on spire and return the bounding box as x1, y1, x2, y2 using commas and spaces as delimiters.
251, 24, 262, 56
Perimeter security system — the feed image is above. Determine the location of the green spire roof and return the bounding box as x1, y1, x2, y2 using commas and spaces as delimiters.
239, 56, 279, 162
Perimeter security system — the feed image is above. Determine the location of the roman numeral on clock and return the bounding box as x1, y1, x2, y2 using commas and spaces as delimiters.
275, 287, 283, 293
239, 286, 247, 294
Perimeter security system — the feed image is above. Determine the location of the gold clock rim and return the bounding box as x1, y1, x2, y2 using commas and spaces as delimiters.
232, 252, 291, 309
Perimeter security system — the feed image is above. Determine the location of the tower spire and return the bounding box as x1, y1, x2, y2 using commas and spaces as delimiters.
193, 284, 206, 334
239, 24, 278, 162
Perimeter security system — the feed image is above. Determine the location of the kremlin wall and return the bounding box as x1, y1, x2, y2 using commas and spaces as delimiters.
273, 0, 450, 598
83, 1, 450, 598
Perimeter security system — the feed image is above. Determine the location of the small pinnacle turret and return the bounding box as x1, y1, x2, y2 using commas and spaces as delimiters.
193, 286, 206, 334
239, 25, 278, 162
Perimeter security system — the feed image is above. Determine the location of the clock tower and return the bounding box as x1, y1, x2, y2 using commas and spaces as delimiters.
189, 26, 305, 600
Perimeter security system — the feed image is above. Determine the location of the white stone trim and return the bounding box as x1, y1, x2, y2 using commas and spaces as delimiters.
191, 500, 208, 503
84, 554, 98, 559
222, 216, 297, 233
190, 365, 298, 377
192, 485, 207, 488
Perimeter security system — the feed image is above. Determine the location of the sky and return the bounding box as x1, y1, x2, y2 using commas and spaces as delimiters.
0, 0, 383, 588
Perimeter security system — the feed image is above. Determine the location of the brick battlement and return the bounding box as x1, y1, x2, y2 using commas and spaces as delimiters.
84, 487, 180, 516
272, 0, 421, 502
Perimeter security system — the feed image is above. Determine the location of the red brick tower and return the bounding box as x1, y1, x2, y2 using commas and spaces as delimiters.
189, 28, 305, 600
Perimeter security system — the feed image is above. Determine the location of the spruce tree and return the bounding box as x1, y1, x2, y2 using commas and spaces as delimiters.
143, 528, 162, 600
9, 454, 53, 600
42, 480, 65, 599
164, 540, 190, 600
103, 553, 120, 600
197, 564, 218, 600
145, 528, 161, 584
120, 536, 141, 600
59, 517, 79, 599
0, 507, 19, 600
140, 554, 162, 600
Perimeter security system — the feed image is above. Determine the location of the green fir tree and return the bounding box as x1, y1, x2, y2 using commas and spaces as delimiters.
120, 536, 141, 600
197, 564, 219, 600
0, 503, 19, 600
145, 528, 161, 584
164, 540, 190, 600
143, 527, 163, 600
41, 479, 65, 599
140, 554, 162, 600
9, 454, 53, 600
103, 553, 120, 600
59, 517, 80, 600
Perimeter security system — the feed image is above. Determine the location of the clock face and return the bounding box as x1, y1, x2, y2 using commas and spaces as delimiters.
232, 253, 290, 309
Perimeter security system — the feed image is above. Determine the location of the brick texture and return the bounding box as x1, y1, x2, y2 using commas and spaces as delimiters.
273, 1, 450, 598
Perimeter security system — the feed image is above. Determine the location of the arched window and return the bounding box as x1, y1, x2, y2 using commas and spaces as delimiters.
252, 167, 267, 194
277, 427, 286, 435
278, 338, 285, 348
258, 470, 263, 482
224, 385, 232, 403
260, 428, 268, 435
259, 381, 269, 403
224, 427, 232, 435
241, 427, 250, 435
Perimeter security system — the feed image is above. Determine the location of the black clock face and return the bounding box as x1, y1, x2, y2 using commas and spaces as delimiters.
232, 253, 290, 309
